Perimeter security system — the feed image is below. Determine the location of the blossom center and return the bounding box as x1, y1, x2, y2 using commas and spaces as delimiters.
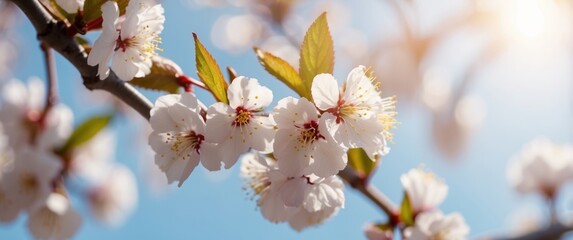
20, 173, 39, 193
233, 106, 253, 127
297, 120, 325, 144
114, 30, 162, 59
166, 130, 205, 157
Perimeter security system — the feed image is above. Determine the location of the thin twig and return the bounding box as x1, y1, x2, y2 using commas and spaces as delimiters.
338, 166, 398, 221
10, 0, 153, 120
40, 43, 58, 119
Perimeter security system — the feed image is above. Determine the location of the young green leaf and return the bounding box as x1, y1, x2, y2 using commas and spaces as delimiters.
83, 0, 129, 22
75, 36, 91, 52
399, 192, 415, 227
299, 12, 334, 100
193, 33, 228, 104
254, 48, 309, 99
347, 148, 379, 181
58, 114, 113, 154
130, 56, 182, 94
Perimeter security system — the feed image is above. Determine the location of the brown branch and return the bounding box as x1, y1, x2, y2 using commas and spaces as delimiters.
487, 223, 573, 240
338, 166, 399, 222
10, 0, 153, 120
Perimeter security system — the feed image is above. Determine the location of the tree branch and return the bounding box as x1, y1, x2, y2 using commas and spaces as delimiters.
10, 0, 153, 120
488, 223, 573, 240
338, 166, 399, 222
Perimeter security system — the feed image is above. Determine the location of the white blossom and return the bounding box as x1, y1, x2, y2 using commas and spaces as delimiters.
311, 66, 391, 159
0, 78, 73, 151
55, 0, 84, 14
0, 186, 20, 223
507, 138, 573, 197
149, 93, 218, 187
409, 210, 469, 240
87, 0, 165, 81
240, 152, 345, 230
70, 130, 116, 185
272, 96, 346, 177
240, 152, 293, 222
206, 77, 275, 169
27, 193, 82, 240
87, 165, 137, 226
1, 148, 62, 210
401, 168, 448, 213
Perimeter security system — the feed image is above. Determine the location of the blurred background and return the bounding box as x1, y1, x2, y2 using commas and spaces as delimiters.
0, 0, 572, 239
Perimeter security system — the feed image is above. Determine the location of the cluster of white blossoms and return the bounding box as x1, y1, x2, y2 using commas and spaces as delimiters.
88, 0, 165, 81
364, 167, 469, 240
148, 65, 397, 230
508, 138, 573, 198
0, 78, 137, 238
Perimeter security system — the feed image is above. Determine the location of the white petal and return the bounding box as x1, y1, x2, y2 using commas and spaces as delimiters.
311, 73, 339, 111
177, 152, 200, 187
308, 139, 347, 178
245, 117, 275, 153
280, 177, 307, 207
227, 77, 272, 110
272, 97, 319, 128
274, 129, 311, 177
205, 103, 234, 143
199, 143, 222, 171
112, 51, 140, 81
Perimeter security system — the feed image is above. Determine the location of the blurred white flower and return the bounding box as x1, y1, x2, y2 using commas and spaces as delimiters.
401, 168, 448, 213
27, 192, 82, 240
240, 151, 345, 230
206, 77, 275, 169
0, 124, 13, 179
88, 165, 137, 226
507, 138, 573, 198
0, 78, 73, 151
149, 93, 219, 187
70, 130, 115, 185
259, 36, 299, 68
364, 223, 393, 240
87, 0, 165, 81
409, 210, 469, 240
1, 148, 62, 210
211, 14, 263, 53
272, 97, 346, 178
0, 186, 20, 222
312, 66, 389, 159
55, 0, 84, 14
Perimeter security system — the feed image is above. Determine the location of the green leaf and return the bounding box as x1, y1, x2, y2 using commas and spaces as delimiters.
130, 56, 182, 94
75, 36, 91, 52
193, 33, 228, 104
83, 0, 129, 22
299, 12, 334, 101
347, 148, 379, 180
58, 115, 113, 153
254, 48, 309, 99
399, 192, 415, 227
